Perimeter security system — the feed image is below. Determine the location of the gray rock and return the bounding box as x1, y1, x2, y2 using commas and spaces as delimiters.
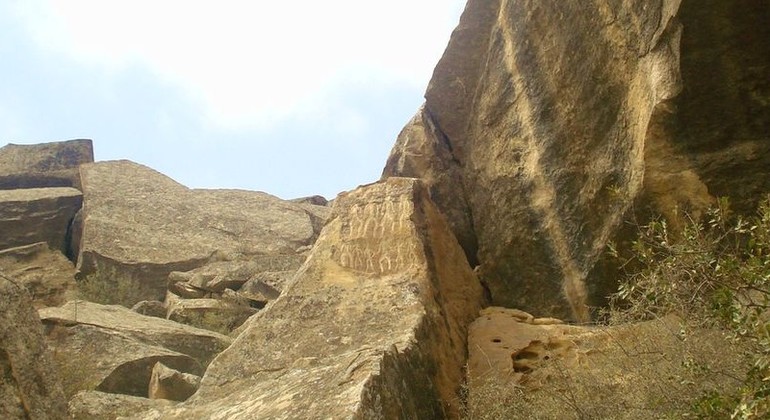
0, 242, 76, 308
136, 178, 483, 419
0, 187, 82, 254
0, 139, 93, 191
0, 271, 67, 419
148, 363, 201, 402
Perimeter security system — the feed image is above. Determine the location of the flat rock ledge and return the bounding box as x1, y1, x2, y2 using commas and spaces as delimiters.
135, 177, 483, 419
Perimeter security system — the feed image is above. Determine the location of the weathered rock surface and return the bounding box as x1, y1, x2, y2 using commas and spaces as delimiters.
168, 261, 264, 294
136, 178, 483, 419
383, 0, 770, 320
466, 307, 750, 419
40, 301, 231, 367
68, 390, 176, 420
0, 272, 66, 419
45, 323, 202, 398
238, 273, 283, 304
131, 300, 168, 318
0, 139, 93, 190
77, 160, 329, 301
166, 298, 257, 333
148, 363, 201, 402
0, 187, 82, 253
0, 242, 76, 308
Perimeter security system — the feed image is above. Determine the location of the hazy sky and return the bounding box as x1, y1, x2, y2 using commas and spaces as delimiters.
0, 0, 466, 199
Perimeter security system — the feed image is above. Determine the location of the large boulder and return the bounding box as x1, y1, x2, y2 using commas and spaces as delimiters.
137, 178, 483, 419
0, 272, 67, 419
0, 139, 93, 190
40, 301, 232, 367
0, 243, 76, 308
44, 323, 203, 398
383, 0, 770, 321
76, 160, 329, 301
0, 187, 82, 254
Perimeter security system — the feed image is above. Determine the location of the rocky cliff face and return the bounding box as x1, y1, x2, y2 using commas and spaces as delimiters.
383, 0, 770, 321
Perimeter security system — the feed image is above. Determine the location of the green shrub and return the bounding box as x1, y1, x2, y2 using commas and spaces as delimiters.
607, 196, 770, 419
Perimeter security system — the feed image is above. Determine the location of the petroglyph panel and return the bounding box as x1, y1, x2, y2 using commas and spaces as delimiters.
333, 196, 421, 275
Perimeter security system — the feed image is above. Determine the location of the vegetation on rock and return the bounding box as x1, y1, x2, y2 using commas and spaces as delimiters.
76, 265, 157, 308
606, 196, 770, 418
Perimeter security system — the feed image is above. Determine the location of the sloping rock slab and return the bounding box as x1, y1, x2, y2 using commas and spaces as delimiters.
0, 187, 82, 253
466, 307, 750, 419
0, 242, 76, 308
45, 323, 202, 398
39, 301, 231, 367
76, 160, 326, 301
0, 139, 93, 190
69, 390, 176, 420
0, 272, 66, 419
137, 178, 483, 419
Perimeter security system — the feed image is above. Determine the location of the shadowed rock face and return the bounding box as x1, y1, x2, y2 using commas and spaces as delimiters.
135, 178, 483, 419
0, 243, 77, 308
0, 273, 67, 419
0, 188, 82, 254
384, 0, 770, 320
0, 139, 93, 191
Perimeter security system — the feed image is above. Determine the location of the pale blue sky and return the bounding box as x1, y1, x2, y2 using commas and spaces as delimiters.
0, 1, 465, 199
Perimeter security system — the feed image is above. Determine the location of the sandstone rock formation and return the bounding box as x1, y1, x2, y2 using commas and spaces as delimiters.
0, 187, 82, 253
0, 139, 93, 190
148, 363, 201, 402
0, 272, 66, 419
0, 243, 77, 308
40, 301, 231, 368
45, 323, 202, 398
68, 390, 176, 420
77, 160, 329, 301
136, 178, 483, 419
166, 297, 257, 333
383, 0, 770, 321
131, 300, 168, 318
466, 307, 750, 419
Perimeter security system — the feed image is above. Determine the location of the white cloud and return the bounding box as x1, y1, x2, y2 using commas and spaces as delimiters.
11, 0, 465, 130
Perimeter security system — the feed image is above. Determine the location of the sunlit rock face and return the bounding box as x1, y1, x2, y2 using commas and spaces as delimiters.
384, 0, 770, 321
137, 178, 483, 419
